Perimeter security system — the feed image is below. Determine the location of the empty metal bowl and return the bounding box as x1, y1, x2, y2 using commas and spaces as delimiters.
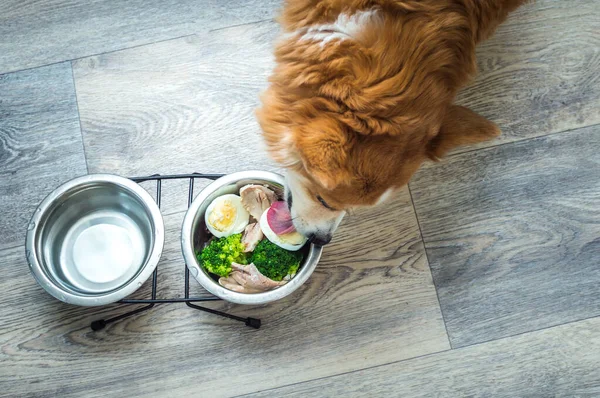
25, 174, 164, 306
181, 170, 322, 305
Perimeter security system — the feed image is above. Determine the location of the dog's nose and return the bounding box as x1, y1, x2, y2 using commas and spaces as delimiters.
308, 233, 332, 246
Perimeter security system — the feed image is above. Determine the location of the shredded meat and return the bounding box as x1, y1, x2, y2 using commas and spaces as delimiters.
240, 185, 277, 221
219, 262, 287, 293
241, 223, 263, 252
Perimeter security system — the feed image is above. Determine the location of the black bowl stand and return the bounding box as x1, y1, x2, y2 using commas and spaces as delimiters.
90, 173, 261, 331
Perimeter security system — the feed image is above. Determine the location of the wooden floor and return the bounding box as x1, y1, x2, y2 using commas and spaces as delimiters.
1, 1, 599, 397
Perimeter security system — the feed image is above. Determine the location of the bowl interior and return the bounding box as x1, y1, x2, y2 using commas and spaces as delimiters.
190, 178, 311, 291
35, 181, 156, 295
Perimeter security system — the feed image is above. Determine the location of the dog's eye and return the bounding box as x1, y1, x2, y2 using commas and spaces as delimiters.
317, 195, 334, 210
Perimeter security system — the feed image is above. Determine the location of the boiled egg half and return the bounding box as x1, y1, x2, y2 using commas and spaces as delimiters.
259, 210, 307, 251
205, 194, 250, 238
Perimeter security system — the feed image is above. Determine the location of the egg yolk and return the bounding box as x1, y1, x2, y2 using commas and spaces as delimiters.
278, 231, 304, 245
208, 201, 236, 231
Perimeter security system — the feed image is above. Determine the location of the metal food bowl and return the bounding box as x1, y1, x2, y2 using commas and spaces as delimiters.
181, 170, 322, 305
25, 174, 164, 306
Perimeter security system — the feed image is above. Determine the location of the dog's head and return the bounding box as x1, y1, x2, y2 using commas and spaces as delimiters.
257, 6, 500, 244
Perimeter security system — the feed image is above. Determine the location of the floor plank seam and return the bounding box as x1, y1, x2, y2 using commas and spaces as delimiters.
449, 121, 600, 159
69, 62, 90, 175
0, 33, 196, 78
234, 314, 600, 397
407, 183, 453, 349
0, 59, 68, 78
208, 18, 275, 32
451, 313, 600, 351
1, 17, 276, 78
232, 347, 455, 398
0, 244, 24, 253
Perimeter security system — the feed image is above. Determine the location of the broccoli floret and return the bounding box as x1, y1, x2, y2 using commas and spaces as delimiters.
251, 240, 303, 281
197, 234, 248, 277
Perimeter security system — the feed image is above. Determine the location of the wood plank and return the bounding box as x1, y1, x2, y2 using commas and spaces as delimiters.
72, 23, 281, 215
0, 0, 279, 74
454, 0, 600, 151
245, 316, 600, 397
409, 125, 600, 348
0, 63, 87, 250
0, 190, 449, 397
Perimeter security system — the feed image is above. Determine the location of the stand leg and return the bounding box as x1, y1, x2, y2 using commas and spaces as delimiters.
91, 303, 155, 331
91, 266, 159, 331
91, 303, 260, 331
185, 302, 261, 329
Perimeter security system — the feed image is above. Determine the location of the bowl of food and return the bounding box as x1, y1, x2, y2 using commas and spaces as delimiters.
25, 174, 164, 306
181, 170, 322, 305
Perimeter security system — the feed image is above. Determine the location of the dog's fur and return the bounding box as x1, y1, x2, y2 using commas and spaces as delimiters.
257, 0, 527, 244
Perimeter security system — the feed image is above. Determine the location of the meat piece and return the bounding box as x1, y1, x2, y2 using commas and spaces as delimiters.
218, 262, 287, 293
218, 277, 263, 293
240, 185, 277, 221
241, 222, 263, 252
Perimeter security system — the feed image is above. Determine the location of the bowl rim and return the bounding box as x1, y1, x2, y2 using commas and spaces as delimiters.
181, 170, 322, 305
25, 173, 165, 306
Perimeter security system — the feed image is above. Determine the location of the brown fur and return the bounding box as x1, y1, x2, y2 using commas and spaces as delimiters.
257, 0, 526, 211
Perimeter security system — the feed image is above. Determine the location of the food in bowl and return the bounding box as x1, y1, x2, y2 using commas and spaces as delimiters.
197, 184, 307, 293
260, 202, 306, 251
204, 194, 250, 237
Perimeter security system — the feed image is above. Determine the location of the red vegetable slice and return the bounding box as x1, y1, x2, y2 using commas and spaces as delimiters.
266, 201, 296, 235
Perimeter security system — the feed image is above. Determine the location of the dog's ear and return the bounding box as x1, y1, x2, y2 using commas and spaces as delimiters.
297, 119, 353, 190
427, 105, 500, 160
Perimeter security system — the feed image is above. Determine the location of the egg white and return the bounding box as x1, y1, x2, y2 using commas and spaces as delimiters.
205, 194, 250, 238
259, 210, 307, 251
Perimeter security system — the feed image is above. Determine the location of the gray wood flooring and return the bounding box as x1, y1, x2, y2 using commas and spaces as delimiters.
0, 0, 278, 74
453, 0, 600, 152
409, 125, 600, 348
246, 317, 600, 397
1, 0, 599, 397
0, 63, 87, 250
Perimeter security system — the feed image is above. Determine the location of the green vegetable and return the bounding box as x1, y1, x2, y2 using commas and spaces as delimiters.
251, 239, 303, 281
197, 234, 248, 277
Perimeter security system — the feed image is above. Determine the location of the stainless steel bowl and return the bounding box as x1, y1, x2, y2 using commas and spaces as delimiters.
25, 174, 164, 306
181, 170, 322, 305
